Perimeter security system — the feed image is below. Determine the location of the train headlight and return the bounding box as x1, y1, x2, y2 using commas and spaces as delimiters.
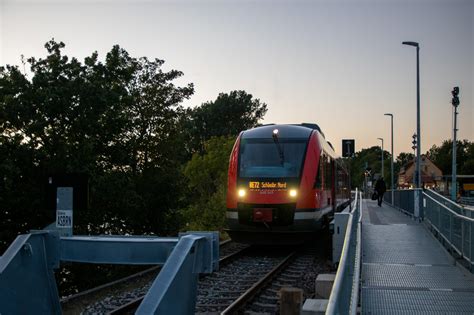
289, 189, 297, 197
238, 189, 246, 197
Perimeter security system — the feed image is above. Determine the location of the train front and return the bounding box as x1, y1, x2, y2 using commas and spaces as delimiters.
226, 124, 322, 244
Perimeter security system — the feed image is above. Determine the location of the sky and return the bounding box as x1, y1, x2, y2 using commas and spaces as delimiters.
1, 0, 473, 158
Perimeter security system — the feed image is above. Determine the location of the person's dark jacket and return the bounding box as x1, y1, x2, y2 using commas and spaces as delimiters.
375, 178, 386, 194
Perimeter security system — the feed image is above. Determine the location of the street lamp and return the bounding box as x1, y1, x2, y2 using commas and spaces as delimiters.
402, 41, 421, 189
384, 113, 394, 204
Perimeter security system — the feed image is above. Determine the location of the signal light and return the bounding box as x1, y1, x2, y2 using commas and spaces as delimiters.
452, 86, 460, 107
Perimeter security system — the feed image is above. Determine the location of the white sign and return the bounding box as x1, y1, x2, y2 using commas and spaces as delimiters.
56, 210, 73, 228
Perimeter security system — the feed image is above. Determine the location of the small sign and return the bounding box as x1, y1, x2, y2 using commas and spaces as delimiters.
56, 210, 73, 228
342, 139, 355, 157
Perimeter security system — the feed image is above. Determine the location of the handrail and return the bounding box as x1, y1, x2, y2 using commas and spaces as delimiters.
350, 196, 362, 315
424, 192, 474, 223
326, 189, 361, 315
427, 188, 474, 211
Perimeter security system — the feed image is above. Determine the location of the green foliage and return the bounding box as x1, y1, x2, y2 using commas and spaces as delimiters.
428, 140, 474, 175
185, 90, 267, 153
0, 39, 194, 249
180, 136, 236, 231
347, 146, 391, 188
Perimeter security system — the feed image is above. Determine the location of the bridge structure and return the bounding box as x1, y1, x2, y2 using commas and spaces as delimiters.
327, 188, 474, 314
1, 188, 474, 314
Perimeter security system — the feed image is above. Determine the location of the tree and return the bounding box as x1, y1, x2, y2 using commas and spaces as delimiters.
185, 90, 267, 153
428, 140, 473, 175
347, 146, 391, 188
0, 40, 194, 250
180, 136, 236, 232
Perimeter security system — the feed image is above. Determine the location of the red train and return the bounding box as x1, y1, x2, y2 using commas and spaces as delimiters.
226, 123, 351, 244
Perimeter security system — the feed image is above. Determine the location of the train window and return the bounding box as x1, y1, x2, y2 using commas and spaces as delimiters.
239, 138, 308, 178
314, 152, 323, 188
325, 153, 332, 189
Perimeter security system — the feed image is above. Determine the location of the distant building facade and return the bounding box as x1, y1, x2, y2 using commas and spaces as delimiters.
398, 155, 443, 189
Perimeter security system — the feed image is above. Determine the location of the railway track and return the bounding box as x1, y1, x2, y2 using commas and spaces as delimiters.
223, 247, 328, 314
66, 231, 331, 315
61, 240, 247, 314
194, 247, 296, 314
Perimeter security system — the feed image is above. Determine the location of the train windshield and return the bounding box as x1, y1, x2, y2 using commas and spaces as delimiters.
239, 138, 307, 178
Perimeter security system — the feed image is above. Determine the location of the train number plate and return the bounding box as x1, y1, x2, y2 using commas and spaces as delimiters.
253, 208, 273, 222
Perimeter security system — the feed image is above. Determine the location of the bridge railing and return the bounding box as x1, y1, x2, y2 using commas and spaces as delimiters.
383, 188, 423, 218
326, 189, 362, 315
0, 231, 219, 314
423, 189, 474, 271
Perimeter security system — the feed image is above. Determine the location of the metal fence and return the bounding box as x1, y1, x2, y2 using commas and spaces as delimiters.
326, 190, 362, 315
423, 189, 474, 271
383, 189, 423, 218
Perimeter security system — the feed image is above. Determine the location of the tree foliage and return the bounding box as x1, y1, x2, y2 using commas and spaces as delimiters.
347, 146, 391, 189
180, 136, 236, 232
185, 90, 267, 153
0, 40, 195, 250
428, 140, 474, 175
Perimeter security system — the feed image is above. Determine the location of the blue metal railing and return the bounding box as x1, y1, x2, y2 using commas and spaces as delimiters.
423, 189, 474, 271
326, 189, 362, 315
0, 231, 219, 314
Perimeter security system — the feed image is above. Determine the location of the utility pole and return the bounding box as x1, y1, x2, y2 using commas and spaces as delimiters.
451, 87, 460, 201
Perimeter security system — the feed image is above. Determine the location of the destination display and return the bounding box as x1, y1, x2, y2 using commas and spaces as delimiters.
249, 181, 287, 190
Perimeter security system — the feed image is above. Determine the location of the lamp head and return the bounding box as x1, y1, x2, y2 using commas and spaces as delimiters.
384, 113, 393, 117
402, 41, 419, 47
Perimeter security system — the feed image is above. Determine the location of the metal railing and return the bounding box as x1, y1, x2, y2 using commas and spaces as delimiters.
326, 189, 362, 315
384, 188, 423, 218
0, 231, 219, 314
423, 189, 474, 271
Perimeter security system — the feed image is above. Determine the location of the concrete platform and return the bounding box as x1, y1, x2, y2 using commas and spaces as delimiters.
361, 199, 474, 314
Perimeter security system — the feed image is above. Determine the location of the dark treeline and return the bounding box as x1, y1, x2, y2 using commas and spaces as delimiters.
0, 41, 267, 273
348, 140, 474, 188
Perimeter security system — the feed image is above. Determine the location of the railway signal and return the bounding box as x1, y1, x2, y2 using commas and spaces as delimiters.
451, 86, 460, 201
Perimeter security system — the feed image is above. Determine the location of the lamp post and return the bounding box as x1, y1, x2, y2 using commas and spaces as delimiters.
384, 113, 394, 204
402, 41, 421, 189
377, 137, 384, 179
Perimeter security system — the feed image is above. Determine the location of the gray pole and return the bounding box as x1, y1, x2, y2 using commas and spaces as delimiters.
451, 106, 457, 200
378, 138, 384, 179
416, 45, 421, 189
403, 41, 421, 219
385, 113, 394, 204
451, 87, 460, 201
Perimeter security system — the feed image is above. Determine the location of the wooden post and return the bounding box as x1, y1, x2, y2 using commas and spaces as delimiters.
279, 287, 303, 315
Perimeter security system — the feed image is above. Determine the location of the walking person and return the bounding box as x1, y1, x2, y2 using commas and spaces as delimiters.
374, 177, 386, 207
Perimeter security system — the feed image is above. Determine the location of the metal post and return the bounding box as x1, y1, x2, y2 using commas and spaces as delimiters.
378, 138, 384, 179
385, 113, 394, 204
403, 41, 421, 219
416, 45, 421, 189
451, 87, 460, 201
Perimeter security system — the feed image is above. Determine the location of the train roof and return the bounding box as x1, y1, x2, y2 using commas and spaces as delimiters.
241, 123, 324, 139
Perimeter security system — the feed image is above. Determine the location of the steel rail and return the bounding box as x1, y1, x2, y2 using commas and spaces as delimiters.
61, 266, 160, 305
220, 250, 297, 315
107, 244, 250, 315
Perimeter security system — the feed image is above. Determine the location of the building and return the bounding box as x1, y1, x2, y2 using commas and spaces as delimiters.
398, 155, 443, 189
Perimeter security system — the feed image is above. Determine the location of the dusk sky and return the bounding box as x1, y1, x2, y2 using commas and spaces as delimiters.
1, 0, 473, 158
